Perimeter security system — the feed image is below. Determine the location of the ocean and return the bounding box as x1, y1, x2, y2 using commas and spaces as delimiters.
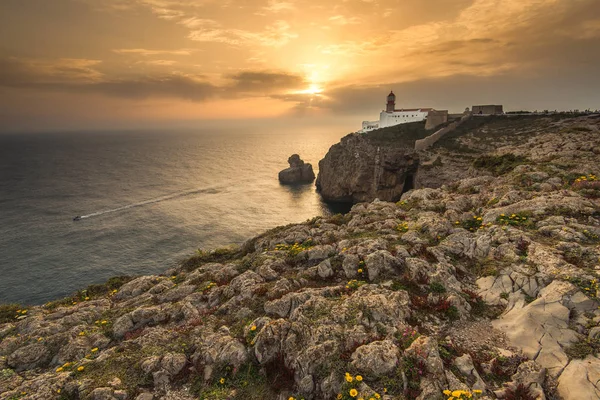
0, 128, 348, 305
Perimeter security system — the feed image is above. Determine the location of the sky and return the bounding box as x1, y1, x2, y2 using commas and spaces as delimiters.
1, 0, 599, 131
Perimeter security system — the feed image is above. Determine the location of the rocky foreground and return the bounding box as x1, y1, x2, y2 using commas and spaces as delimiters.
1, 115, 600, 400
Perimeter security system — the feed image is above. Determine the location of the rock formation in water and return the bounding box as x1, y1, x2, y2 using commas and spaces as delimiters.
278, 154, 315, 184
1, 114, 600, 400
316, 133, 419, 203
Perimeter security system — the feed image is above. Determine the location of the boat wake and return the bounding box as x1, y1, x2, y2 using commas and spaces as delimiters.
75, 186, 221, 221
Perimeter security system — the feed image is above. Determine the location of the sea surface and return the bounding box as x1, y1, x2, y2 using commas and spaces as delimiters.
0, 128, 348, 305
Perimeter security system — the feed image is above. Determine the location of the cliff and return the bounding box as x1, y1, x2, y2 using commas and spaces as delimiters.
315, 133, 419, 203
1, 115, 600, 400
316, 121, 443, 204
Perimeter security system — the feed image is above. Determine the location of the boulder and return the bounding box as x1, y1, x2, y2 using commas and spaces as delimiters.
278, 154, 315, 184
351, 340, 399, 377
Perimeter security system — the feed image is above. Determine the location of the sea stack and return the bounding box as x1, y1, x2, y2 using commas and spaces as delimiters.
278, 154, 315, 184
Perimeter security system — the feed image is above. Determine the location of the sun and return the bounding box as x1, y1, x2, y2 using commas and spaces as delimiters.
297, 83, 323, 95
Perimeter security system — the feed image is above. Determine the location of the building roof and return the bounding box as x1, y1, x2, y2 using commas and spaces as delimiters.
393, 108, 433, 112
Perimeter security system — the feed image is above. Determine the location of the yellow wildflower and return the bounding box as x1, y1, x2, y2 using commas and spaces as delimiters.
375, 394, 381, 399
56, 367, 64, 372
337, 394, 343, 399
250, 325, 257, 331
220, 377, 225, 384
101, 320, 108, 325
288, 397, 295, 400
358, 268, 363, 273
349, 388, 358, 397
77, 366, 84, 372
346, 375, 353, 382
443, 390, 452, 395
355, 375, 363, 381
91, 348, 98, 353
473, 389, 482, 394
79, 331, 85, 336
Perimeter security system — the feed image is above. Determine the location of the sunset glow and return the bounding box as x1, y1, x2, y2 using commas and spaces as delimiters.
0, 0, 599, 130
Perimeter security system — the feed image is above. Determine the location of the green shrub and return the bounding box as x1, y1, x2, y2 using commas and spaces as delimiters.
472, 154, 527, 176
0, 304, 24, 324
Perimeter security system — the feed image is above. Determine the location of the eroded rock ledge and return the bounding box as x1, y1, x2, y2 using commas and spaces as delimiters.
1, 115, 599, 400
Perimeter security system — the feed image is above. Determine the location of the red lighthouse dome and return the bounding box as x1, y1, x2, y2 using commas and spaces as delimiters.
386, 90, 396, 112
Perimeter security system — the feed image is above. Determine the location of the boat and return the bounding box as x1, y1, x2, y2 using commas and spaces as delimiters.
73, 216, 82, 221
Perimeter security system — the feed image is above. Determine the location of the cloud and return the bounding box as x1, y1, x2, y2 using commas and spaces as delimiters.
188, 20, 297, 47
0, 57, 309, 101
227, 70, 306, 92
142, 60, 178, 66
113, 48, 194, 56
89, 75, 217, 100
0, 57, 104, 86
262, 0, 296, 13
328, 15, 361, 25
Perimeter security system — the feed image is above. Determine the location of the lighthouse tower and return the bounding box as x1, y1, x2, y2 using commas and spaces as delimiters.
386, 91, 396, 112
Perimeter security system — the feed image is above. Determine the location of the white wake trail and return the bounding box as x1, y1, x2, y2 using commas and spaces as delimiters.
77, 186, 221, 220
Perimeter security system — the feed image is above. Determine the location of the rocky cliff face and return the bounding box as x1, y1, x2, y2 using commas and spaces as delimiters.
316, 133, 419, 203
1, 115, 599, 400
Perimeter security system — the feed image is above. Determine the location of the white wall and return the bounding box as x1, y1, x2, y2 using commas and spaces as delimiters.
361, 120, 380, 132
379, 110, 428, 128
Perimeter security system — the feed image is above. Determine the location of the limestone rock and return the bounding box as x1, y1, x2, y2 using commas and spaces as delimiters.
278, 154, 315, 184
350, 340, 399, 377
557, 356, 600, 399
316, 133, 419, 203
7, 343, 50, 371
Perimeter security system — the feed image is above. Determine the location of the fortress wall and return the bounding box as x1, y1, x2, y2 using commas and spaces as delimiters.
425, 110, 448, 130
415, 113, 472, 151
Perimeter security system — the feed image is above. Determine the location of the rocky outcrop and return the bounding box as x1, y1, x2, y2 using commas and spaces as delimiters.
278, 154, 315, 184
316, 133, 419, 203
0, 114, 599, 400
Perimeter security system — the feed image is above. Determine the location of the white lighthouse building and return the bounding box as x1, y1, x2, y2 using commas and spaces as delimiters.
361, 91, 433, 132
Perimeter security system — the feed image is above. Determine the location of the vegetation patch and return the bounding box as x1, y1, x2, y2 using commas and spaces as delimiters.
396, 327, 420, 350
181, 246, 241, 272
397, 198, 421, 211
565, 337, 600, 360
0, 304, 25, 324
564, 276, 599, 299
191, 362, 275, 400
473, 153, 527, 176
458, 215, 491, 232
274, 239, 314, 257
496, 213, 533, 229
328, 213, 351, 226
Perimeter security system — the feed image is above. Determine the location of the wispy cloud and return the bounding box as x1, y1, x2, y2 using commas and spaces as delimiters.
0, 57, 308, 101
328, 15, 361, 25
188, 20, 297, 47
113, 48, 195, 56
260, 0, 296, 14
142, 60, 178, 66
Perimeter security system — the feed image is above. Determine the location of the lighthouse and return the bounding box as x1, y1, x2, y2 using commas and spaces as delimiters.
360, 91, 438, 133
386, 91, 396, 112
